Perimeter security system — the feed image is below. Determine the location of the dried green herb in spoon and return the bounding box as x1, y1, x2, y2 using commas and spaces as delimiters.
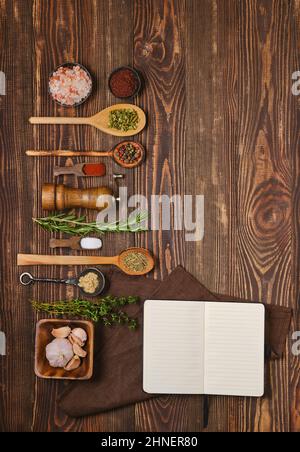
32, 295, 139, 330
122, 251, 149, 273
108, 108, 139, 132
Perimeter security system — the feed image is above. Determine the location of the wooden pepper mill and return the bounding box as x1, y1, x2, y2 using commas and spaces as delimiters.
42, 183, 114, 211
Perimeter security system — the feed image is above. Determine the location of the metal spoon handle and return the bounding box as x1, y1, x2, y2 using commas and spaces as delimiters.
34, 277, 77, 285
19, 272, 77, 286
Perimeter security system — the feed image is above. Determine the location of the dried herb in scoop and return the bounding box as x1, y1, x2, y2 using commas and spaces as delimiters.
108, 108, 139, 132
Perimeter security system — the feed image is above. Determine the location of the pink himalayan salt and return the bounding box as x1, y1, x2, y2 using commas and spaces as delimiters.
49, 65, 92, 106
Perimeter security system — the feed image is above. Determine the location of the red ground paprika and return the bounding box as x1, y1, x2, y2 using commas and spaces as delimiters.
82, 163, 106, 176
109, 68, 139, 98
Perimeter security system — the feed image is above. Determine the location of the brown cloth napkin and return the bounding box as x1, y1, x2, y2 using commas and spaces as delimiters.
59, 267, 292, 417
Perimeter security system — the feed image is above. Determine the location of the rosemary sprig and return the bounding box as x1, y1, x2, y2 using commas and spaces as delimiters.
32, 212, 148, 236
31, 295, 139, 330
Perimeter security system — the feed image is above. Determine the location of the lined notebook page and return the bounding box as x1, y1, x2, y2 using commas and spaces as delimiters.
204, 302, 265, 397
143, 300, 205, 394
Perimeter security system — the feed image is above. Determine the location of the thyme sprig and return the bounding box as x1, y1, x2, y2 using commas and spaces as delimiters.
32, 212, 148, 236
31, 295, 139, 330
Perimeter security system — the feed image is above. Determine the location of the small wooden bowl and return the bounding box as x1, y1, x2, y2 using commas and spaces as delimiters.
35, 319, 94, 380
113, 141, 145, 169
108, 66, 142, 99
48, 62, 93, 108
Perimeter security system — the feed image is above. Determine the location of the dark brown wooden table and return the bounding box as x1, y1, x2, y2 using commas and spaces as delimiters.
0, 0, 299, 432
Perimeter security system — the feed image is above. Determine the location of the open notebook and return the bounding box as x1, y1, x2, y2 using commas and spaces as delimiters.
143, 300, 265, 397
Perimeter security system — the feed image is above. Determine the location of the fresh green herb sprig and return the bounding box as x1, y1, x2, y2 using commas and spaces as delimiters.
31, 295, 139, 330
33, 212, 148, 236
108, 108, 139, 132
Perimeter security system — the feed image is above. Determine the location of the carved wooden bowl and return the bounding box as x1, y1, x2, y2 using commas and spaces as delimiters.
35, 319, 94, 380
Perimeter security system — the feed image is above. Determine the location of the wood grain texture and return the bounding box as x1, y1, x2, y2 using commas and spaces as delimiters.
133, 0, 189, 432
290, 0, 300, 434
0, 0, 35, 432
0, 0, 299, 432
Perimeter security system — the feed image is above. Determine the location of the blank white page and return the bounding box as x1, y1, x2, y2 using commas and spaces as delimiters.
204, 302, 265, 397
143, 300, 205, 394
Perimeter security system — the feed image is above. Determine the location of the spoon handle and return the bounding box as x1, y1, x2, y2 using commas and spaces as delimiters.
53, 165, 84, 177
49, 238, 81, 250
19, 272, 76, 286
26, 150, 113, 157
33, 276, 76, 285
17, 254, 119, 266
29, 117, 90, 125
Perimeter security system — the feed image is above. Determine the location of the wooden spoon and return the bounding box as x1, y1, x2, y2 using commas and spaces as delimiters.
17, 247, 155, 276
26, 141, 146, 169
29, 104, 146, 137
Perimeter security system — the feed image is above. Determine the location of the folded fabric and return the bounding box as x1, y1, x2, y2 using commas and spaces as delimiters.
59, 266, 292, 417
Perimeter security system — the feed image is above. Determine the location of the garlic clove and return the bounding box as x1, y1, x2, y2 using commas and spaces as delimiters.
71, 328, 87, 344
73, 343, 87, 358
64, 355, 81, 371
68, 333, 84, 347
51, 326, 71, 338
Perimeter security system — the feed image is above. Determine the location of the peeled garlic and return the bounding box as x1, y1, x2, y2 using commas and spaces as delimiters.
71, 328, 87, 343
68, 333, 84, 347
51, 326, 71, 338
46, 338, 74, 368
64, 355, 81, 371
73, 343, 87, 358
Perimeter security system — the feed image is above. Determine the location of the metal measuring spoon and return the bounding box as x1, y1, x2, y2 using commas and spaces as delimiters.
19, 267, 105, 297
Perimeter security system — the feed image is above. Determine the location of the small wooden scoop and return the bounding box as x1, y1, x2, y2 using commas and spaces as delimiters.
49, 237, 103, 250
29, 104, 146, 137
53, 163, 106, 177
17, 247, 155, 276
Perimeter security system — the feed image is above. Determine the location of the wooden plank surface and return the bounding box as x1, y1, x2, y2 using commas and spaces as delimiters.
0, 0, 299, 432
